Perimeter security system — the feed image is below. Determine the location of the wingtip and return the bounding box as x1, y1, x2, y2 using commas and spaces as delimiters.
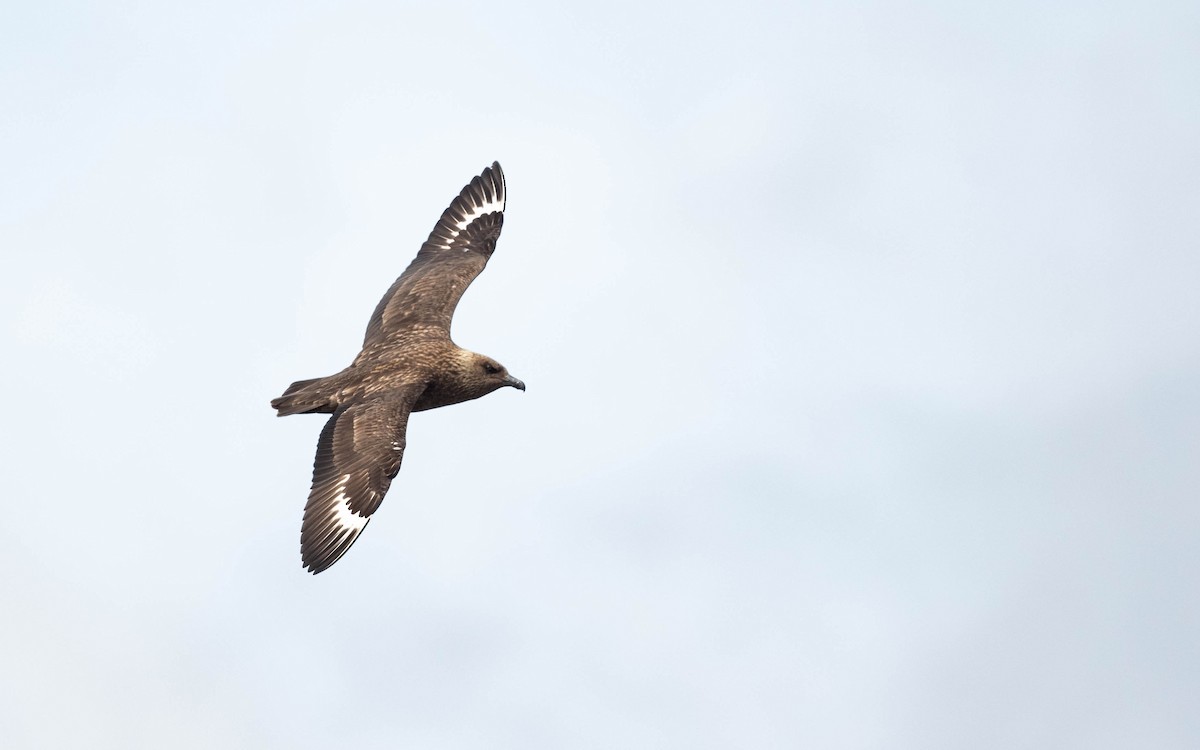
483, 161, 506, 207
301, 543, 349, 575
301, 524, 366, 575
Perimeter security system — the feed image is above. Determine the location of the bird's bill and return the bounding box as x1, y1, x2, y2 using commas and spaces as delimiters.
504, 375, 526, 391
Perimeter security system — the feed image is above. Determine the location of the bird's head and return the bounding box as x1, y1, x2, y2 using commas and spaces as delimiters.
462, 352, 525, 397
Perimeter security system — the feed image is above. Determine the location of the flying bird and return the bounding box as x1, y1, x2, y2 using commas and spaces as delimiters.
271, 162, 524, 574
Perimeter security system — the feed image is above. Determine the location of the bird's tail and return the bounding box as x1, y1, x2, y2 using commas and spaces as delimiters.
271, 377, 336, 416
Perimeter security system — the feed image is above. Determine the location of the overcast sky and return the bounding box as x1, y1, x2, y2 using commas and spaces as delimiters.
3, 1, 1198, 748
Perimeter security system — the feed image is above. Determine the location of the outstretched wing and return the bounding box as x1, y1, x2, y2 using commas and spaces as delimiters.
363, 162, 506, 347
300, 388, 423, 573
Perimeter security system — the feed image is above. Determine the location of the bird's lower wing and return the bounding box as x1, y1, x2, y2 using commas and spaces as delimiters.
300, 388, 423, 573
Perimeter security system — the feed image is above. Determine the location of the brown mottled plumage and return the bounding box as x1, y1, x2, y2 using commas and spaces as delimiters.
272, 162, 524, 574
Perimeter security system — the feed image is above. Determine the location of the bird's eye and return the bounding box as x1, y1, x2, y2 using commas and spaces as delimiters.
483, 362, 501, 375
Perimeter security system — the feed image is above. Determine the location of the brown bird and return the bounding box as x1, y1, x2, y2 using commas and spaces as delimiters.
272, 162, 524, 574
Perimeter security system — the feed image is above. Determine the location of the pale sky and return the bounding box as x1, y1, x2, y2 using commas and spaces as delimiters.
3, 1, 1198, 748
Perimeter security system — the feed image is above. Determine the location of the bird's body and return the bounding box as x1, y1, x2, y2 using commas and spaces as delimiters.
272, 162, 524, 574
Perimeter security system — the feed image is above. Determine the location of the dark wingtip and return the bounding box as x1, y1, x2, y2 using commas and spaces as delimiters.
482, 162, 505, 202
301, 550, 339, 575
301, 527, 363, 575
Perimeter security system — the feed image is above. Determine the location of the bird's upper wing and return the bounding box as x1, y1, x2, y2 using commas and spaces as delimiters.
362, 162, 506, 347
300, 387, 423, 573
